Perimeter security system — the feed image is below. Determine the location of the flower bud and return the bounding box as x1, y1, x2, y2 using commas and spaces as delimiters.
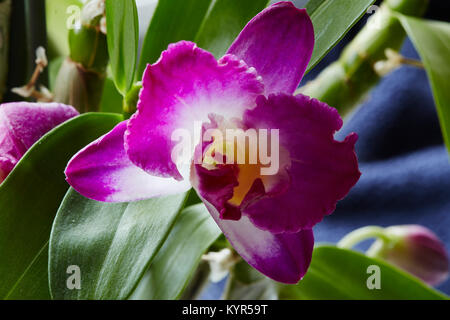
374, 49, 403, 76
368, 225, 449, 286
35, 46, 48, 69
81, 0, 105, 27
68, 25, 108, 74
202, 248, 240, 282
53, 58, 105, 113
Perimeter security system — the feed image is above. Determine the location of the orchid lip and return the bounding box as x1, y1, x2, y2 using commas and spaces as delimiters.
171, 115, 283, 180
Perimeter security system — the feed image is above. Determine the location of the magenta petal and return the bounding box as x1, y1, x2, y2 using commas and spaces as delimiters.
125, 41, 264, 180
65, 121, 190, 202
0, 102, 78, 182
202, 197, 314, 284
242, 94, 361, 233
0, 158, 14, 182
192, 161, 240, 220
228, 2, 314, 95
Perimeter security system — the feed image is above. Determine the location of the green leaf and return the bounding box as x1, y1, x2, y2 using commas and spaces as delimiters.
195, 0, 269, 58
99, 76, 124, 114
0, 113, 123, 299
398, 16, 450, 154
137, 0, 213, 77
278, 246, 447, 300
130, 204, 221, 300
5, 244, 51, 300
49, 189, 189, 299
306, 0, 376, 72
105, 0, 139, 95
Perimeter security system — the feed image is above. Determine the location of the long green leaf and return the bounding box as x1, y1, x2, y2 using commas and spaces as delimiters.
49, 188, 188, 299
105, 0, 139, 95
398, 16, 450, 154
195, 0, 269, 58
5, 243, 50, 300
99, 77, 124, 114
306, 0, 376, 72
130, 204, 221, 300
0, 113, 123, 299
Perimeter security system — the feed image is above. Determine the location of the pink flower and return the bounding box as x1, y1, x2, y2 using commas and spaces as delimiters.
65, 2, 360, 283
0, 102, 78, 183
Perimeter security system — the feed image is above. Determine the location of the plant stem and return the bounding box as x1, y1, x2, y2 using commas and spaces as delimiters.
122, 82, 142, 119
401, 57, 423, 69
297, 0, 429, 115
337, 226, 390, 249
54, 58, 106, 113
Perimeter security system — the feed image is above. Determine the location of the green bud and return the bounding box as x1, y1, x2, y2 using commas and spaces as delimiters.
69, 25, 108, 74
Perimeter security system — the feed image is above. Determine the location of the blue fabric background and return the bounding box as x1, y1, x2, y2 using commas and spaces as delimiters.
201, 1, 450, 298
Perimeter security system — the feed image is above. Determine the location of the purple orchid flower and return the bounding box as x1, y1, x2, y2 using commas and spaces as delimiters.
0, 102, 78, 183
65, 2, 361, 283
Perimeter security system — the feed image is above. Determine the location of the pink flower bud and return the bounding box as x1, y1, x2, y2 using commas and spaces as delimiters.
368, 225, 449, 286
